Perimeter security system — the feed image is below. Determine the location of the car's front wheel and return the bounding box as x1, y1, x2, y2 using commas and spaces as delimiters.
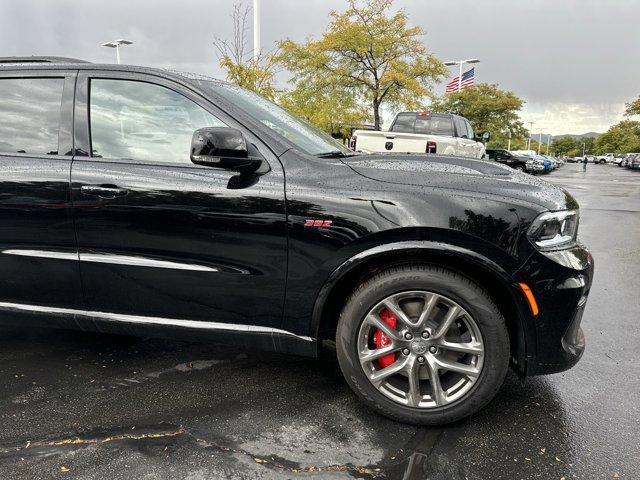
336, 264, 510, 425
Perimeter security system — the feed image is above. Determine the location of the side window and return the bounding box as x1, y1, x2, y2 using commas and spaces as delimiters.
453, 117, 468, 138
390, 113, 416, 133
89, 79, 226, 163
0, 77, 64, 155
465, 120, 475, 139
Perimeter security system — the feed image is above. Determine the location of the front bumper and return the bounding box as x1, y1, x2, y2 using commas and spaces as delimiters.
516, 244, 594, 376
526, 163, 544, 173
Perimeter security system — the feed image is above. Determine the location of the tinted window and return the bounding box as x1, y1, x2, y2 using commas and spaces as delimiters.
465, 120, 475, 139
390, 114, 416, 133
0, 78, 64, 155
414, 114, 454, 136
90, 79, 226, 163
453, 116, 468, 138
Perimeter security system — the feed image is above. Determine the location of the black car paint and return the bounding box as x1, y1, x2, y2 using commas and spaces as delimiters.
0, 63, 593, 376
486, 149, 529, 170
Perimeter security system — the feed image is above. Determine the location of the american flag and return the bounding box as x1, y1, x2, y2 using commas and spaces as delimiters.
445, 67, 475, 93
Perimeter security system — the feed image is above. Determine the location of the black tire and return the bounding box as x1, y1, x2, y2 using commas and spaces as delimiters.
514, 165, 525, 172
336, 264, 510, 425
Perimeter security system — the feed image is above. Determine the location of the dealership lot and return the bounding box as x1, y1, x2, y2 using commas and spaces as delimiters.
0, 163, 638, 480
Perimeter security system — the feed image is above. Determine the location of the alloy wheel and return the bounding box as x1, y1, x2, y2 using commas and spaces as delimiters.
357, 291, 484, 408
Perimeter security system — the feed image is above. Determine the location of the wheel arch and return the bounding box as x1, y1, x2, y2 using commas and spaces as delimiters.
312, 241, 534, 374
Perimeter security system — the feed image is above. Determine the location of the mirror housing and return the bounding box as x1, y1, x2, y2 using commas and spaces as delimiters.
191, 127, 265, 173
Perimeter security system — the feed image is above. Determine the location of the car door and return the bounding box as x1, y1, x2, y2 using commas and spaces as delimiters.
70, 71, 287, 334
452, 116, 471, 157
0, 70, 84, 315
463, 119, 481, 158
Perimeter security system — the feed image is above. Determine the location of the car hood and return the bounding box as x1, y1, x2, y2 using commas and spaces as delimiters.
343, 153, 577, 211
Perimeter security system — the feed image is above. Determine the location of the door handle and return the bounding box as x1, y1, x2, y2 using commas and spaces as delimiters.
81, 185, 128, 198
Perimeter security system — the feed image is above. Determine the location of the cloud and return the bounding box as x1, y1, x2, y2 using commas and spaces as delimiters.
522, 102, 625, 135
0, 0, 635, 134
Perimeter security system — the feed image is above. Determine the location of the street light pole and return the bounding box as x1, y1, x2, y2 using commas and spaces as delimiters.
527, 122, 534, 150
507, 131, 512, 151
538, 132, 543, 155
101, 39, 133, 64
546, 135, 551, 155
253, 0, 261, 63
443, 58, 480, 92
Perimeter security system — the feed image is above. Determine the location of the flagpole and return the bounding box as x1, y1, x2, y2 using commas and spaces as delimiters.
444, 59, 480, 93
538, 132, 543, 155
253, 0, 261, 63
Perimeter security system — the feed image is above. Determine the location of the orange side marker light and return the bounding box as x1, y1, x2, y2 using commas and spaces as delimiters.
518, 283, 539, 316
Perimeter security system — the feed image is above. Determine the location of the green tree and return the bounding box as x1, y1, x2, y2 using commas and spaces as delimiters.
624, 96, 640, 117
551, 136, 579, 157
430, 83, 527, 149
214, 2, 278, 99
280, 81, 371, 139
277, 0, 447, 130
593, 120, 640, 154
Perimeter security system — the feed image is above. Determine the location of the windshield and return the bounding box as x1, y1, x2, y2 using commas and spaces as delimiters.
197, 80, 351, 156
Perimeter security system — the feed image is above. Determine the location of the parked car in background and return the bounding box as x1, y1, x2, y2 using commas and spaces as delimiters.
510, 150, 551, 173
620, 153, 639, 167
485, 149, 529, 172
533, 155, 552, 173
540, 155, 558, 170
629, 153, 640, 170
599, 153, 622, 165
0, 58, 594, 426
525, 157, 545, 174
351, 112, 488, 159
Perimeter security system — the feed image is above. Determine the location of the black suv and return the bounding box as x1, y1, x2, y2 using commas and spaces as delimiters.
0, 59, 594, 425
486, 148, 530, 171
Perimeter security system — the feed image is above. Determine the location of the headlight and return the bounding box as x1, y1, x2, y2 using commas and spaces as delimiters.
528, 210, 579, 250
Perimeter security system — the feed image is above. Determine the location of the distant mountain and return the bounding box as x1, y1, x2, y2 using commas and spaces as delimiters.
530, 132, 601, 143
553, 132, 600, 140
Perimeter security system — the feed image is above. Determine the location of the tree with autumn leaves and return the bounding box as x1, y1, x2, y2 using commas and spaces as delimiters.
277, 0, 447, 131
215, 0, 529, 145
215, 0, 447, 134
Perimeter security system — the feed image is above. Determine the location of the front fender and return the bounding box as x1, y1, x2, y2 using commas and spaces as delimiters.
296, 241, 535, 371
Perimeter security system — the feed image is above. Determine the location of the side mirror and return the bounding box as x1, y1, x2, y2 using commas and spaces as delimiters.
476, 132, 490, 143
191, 127, 265, 173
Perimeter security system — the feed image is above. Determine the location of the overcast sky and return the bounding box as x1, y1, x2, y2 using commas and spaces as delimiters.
2, 0, 638, 134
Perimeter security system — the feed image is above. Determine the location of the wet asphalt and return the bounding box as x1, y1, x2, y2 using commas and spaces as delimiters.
0, 162, 638, 480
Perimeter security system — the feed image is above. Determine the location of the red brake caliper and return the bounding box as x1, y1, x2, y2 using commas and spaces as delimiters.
373, 308, 397, 368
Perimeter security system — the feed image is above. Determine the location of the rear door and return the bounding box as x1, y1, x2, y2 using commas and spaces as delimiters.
463, 119, 482, 158
452, 116, 471, 157
0, 70, 83, 314
70, 71, 287, 333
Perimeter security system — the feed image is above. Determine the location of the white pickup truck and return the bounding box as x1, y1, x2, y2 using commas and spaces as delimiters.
596, 153, 623, 164
350, 112, 488, 159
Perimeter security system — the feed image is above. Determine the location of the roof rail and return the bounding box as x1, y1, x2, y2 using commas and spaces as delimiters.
0, 56, 90, 64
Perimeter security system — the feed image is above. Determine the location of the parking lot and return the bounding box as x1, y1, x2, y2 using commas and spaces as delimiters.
0, 162, 638, 480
